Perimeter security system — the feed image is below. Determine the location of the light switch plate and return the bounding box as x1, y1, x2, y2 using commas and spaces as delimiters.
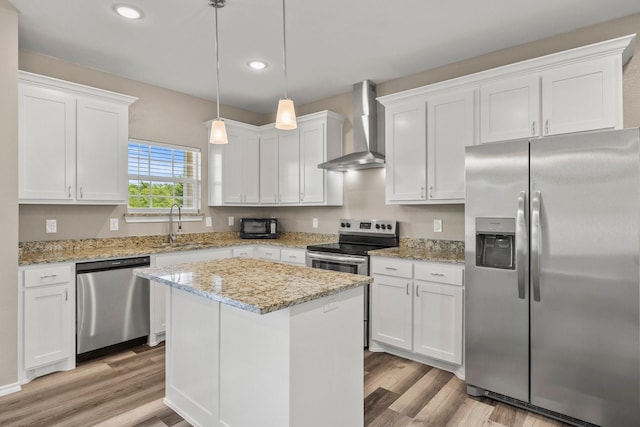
46, 219, 57, 234
434, 219, 443, 233
312, 218, 318, 228
205, 217, 212, 227
228, 216, 234, 226
109, 218, 119, 231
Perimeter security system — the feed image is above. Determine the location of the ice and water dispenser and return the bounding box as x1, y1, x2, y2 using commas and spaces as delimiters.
475, 218, 515, 270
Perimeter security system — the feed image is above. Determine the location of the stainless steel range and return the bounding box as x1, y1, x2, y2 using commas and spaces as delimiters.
306, 219, 399, 347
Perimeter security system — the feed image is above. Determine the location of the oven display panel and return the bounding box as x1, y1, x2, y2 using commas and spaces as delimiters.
360, 222, 371, 230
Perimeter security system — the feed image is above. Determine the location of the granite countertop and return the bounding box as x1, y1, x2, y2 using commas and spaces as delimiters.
368, 238, 465, 264
135, 257, 371, 314
19, 232, 338, 266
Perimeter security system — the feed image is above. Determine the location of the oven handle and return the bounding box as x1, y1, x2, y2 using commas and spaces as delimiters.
306, 252, 368, 265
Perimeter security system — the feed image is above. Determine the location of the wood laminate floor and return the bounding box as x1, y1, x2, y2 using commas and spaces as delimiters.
0, 344, 571, 427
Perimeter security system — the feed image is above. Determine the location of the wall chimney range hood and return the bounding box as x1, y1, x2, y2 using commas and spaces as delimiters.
318, 80, 384, 171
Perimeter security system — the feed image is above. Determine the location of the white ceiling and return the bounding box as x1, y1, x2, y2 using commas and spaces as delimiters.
9, 0, 640, 114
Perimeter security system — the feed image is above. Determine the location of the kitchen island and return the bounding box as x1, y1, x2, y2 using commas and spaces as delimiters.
135, 257, 371, 427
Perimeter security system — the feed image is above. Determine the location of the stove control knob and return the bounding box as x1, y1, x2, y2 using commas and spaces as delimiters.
381, 224, 387, 230
340, 222, 346, 228
346, 222, 351, 228
375, 224, 381, 229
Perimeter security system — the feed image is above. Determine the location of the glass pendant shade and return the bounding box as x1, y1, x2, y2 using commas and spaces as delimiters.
210, 119, 228, 144
275, 98, 297, 130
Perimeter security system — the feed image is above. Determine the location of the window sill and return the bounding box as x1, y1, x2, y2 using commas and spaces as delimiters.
124, 214, 204, 224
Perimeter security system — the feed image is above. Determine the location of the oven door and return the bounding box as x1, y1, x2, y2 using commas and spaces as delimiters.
305, 251, 369, 275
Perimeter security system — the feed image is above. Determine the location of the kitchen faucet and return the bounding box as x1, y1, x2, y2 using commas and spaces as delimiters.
168, 203, 182, 243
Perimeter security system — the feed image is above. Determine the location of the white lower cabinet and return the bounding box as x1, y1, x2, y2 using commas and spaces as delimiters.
150, 248, 233, 346
20, 263, 75, 382
370, 256, 464, 376
280, 248, 306, 265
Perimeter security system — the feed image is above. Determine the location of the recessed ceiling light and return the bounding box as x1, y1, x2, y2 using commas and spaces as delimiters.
248, 60, 267, 70
114, 5, 143, 19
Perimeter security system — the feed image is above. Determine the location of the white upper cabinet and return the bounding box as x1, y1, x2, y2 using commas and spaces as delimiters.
259, 129, 280, 204
541, 56, 617, 136
277, 130, 300, 204
383, 90, 475, 205
258, 127, 299, 205
427, 89, 475, 201
209, 110, 345, 207
209, 120, 260, 205
384, 99, 428, 203
18, 72, 136, 204
298, 111, 344, 206
480, 75, 540, 143
380, 34, 634, 204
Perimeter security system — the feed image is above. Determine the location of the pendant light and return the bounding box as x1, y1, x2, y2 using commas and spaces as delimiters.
275, 0, 297, 130
209, 0, 228, 144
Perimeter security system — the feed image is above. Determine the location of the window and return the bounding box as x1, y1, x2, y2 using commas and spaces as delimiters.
127, 140, 201, 212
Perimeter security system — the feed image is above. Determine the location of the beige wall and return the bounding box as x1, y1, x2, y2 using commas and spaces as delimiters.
0, 0, 19, 389
18, 13, 640, 243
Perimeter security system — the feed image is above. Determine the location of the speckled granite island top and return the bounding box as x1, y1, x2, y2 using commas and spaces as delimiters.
135, 257, 371, 315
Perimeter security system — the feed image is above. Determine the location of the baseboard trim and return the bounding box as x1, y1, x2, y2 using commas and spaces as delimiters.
0, 381, 21, 397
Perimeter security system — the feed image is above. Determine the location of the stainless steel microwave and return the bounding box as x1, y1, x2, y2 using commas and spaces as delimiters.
240, 218, 279, 239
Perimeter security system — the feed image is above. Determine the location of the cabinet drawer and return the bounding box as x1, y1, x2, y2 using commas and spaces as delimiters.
414, 263, 463, 286
371, 258, 413, 278
257, 246, 281, 261
24, 265, 72, 288
232, 247, 254, 258
280, 248, 306, 265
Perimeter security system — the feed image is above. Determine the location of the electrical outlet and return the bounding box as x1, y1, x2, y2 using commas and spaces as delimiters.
228, 216, 234, 227
46, 219, 57, 234
109, 218, 119, 231
434, 219, 443, 233
205, 217, 212, 227
312, 218, 318, 228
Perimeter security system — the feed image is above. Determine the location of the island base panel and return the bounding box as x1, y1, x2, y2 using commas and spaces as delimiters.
165, 285, 364, 427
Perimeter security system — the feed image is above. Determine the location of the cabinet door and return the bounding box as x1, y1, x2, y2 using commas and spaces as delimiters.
153, 248, 233, 339
385, 99, 427, 202
413, 280, 463, 365
259, 131, 279, 204
370, 274, 413, 350
299, 120, 326, 204
24, 284, 73, 369
242, 133, 261, 204
223, 126, 259, 205
542, 57, 616, 136
256, 246, 280, 261
480, 75, 540, 143
76, 98, 128, 202
19, 85, 76, 201
427, 90, 475, 201
278, 130, 300, 204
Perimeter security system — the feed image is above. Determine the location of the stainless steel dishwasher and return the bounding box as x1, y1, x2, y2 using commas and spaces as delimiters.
76, 256, 150, 359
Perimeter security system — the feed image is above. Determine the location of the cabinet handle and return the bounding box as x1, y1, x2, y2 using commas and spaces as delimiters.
545, 120, 549, 135
416, 284, 420, 297
430, 272, 445, 277
288, 255, 296, 259
80, 186, 84, 199
531, 121, 536, 136
406, 283, 409, 295
68, 186, 72, 198
274, 194, 277, 202
420, 187, 425, 199
65, 289, 68, 301
385, 266, 397, 271
265, 252, 272, 256
300, 192, 304, 201
429, 186, 433, 198
40, 274, 57, 280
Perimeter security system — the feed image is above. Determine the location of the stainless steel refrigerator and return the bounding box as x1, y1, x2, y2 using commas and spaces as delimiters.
464, 128, 640, 426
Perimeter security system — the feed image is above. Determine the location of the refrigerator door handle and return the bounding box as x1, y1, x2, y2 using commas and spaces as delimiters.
531, 190, 542, 302
516, 190, 527, 299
